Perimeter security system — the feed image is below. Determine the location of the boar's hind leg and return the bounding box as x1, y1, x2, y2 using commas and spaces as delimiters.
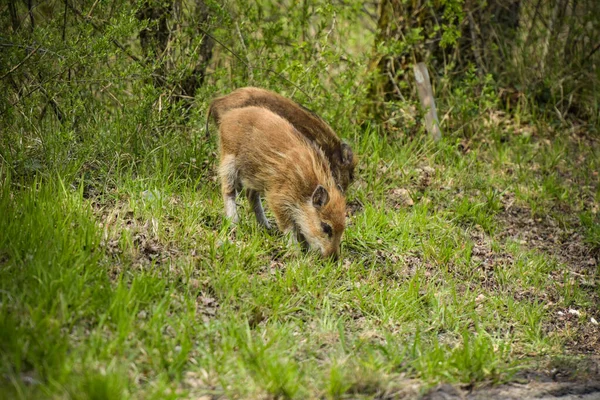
247, 189, 271, 228
219, 155, 239, 223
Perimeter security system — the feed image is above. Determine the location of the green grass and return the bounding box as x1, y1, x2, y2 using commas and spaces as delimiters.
1, 106, 598, 399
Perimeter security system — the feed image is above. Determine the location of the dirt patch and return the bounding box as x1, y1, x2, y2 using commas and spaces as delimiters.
465, 381, 600, 400
100, 216, 179, 268
498, 200, 598, 274
0, 251, 8, 266
422, 358, 600, 399
195, 292, 220, 323
94, 200, 183, 279
385, 165, 436, 209
464, 226, 514, 291
347, 198, 365, 216
388, 187, 415, 208
547, 308, 600, 354
496, 196, 600, 354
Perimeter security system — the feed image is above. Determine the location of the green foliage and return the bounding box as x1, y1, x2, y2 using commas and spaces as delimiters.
439, 0, 464, 49
0, 176, 110, 393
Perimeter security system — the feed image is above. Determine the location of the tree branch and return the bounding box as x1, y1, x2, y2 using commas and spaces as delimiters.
64, 0, 142, 63
0, 45, 40, 80
196, 27, 311, 99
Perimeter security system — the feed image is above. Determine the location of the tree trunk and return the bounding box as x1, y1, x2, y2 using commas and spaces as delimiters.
179, 0, 214, 98
135, 0, 214, 103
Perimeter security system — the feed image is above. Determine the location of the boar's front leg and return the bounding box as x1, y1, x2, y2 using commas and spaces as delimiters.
219, 155, 239, 224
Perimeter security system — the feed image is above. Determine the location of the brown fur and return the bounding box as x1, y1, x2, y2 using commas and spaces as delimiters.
207, 87, 357, 191
218, 106, 346, 259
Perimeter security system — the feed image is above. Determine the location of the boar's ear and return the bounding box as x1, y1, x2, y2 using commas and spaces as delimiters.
312, 185, 330, 208
341, 143, 354, 165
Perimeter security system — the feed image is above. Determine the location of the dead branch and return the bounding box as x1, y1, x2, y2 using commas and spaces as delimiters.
413, 62, 442, 142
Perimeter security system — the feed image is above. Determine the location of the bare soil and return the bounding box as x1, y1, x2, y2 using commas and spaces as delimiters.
420, 357, 600, 399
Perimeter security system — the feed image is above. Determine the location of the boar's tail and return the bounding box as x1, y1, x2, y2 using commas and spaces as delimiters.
205, 104, 213, 138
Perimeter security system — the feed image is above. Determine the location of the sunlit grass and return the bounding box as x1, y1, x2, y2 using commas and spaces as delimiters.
1, 109, 598, 398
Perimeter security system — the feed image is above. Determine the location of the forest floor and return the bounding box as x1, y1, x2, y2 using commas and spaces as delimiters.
1, 112, 599, 399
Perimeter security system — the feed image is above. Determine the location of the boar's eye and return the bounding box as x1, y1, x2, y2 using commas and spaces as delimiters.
321, 222, 333, 238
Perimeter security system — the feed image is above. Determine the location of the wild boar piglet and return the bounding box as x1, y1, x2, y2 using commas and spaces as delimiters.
218, 106, 346, 259
208, 86, 357, 192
